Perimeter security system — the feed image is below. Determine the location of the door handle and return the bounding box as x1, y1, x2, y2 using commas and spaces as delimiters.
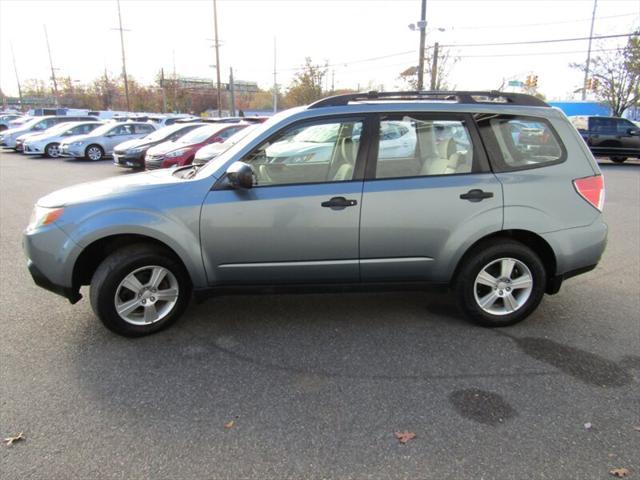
460, 189, 494, 202
321, 196, 358, 209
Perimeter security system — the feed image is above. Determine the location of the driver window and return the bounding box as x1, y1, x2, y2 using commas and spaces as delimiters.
243, 119, 363, 187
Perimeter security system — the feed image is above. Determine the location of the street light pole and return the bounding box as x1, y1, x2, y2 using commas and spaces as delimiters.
417, 0, 427, 91
116, 0, 131, 111
273, 37, 278, 114
213, 0, 222, 117
10, 43, 23, 107
43, 25, 59, 105
582, 0, 598, 100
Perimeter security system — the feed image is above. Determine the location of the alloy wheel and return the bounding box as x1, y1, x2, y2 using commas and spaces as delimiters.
114, 265, 179, 325
473, 257, 534, 316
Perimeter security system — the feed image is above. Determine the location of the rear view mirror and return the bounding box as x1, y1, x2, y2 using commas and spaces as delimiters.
225, 161, 253, 189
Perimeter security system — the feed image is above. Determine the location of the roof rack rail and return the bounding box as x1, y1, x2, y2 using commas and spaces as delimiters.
308, 90, 549, 109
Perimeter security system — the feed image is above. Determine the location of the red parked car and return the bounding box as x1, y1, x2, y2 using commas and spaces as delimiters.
144, 123, 248, 170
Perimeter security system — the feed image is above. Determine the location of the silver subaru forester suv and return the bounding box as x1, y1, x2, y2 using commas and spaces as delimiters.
24, 91, 607, 336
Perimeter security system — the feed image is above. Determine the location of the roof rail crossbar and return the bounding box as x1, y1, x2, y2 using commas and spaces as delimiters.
308, 90, 549, 108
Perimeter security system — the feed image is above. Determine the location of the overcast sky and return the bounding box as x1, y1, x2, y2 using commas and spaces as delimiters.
0, 0, 638, 101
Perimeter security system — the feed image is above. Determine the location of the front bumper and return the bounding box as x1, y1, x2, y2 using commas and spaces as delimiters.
59, 144, 84, 158
23, 223, 82, 303
113, 151, 145, 169
23, 143, 44, 155
27, 259, 82, 303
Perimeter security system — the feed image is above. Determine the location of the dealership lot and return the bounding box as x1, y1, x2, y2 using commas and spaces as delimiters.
1, 152, 638, 479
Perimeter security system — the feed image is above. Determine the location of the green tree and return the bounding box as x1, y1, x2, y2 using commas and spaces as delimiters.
572, 32, 640, 117
285, 57, 328, 106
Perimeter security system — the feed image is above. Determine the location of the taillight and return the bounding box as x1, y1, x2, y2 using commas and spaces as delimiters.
573, 175, 605, 211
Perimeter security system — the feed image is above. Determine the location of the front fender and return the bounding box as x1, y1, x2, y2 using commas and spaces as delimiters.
58, 207, 207, 289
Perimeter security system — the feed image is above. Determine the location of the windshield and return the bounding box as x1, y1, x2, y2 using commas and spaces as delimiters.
177, 124, 221, 144
194, 109, 298, 179
143, 124, 192, 142
88, 123, 121, 136
36, 122, 79, 135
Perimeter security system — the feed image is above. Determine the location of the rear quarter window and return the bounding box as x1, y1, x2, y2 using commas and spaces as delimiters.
475, 114, 566, 171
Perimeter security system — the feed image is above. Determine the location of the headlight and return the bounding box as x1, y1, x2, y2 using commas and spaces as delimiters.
71, 141, 85, 147
27, 206, 64, 231
166, 148, 188, 158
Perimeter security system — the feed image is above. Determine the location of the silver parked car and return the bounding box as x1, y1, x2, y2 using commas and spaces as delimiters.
59, 121, 157, 161
1, 115, 97, 149
24, 91, 607, 336
22, 121, 104, 157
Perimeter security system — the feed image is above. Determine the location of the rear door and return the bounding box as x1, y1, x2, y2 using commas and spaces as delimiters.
588, 117, 621, 156
359, 113, 503, 282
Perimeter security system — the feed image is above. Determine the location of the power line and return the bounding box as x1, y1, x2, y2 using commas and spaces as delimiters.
441, 32, 636, 48
441, 12, 638, 31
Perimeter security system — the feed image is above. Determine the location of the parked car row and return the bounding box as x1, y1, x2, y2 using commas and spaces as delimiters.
1, 114, 265, 170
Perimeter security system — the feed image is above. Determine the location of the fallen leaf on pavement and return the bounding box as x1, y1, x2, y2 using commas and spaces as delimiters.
3, 432, 25, 447
584, 422, 592, 430
610, 468, 631, 478
224, 420, 235, 429
394, 431, 416, 444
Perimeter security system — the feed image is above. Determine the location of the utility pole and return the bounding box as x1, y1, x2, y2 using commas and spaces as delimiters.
213, 0, 222, 117
229, 67, 236, 117
10, 43, 23, 107
273, 37, 278, 113
161, 68, 167, 113
116, 0, 131, 111
417, 0, 427, 91
582, 0, 598, 100
430, 42, 439, 90
331, 69, 335, 93
172, 50, 178, 112
43, 25, 59, 105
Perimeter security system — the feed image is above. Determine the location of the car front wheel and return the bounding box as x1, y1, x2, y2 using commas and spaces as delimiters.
45, 143, 60, 158
90, 244, 191, 336
455, 239, 546, 327
85, 144, 104, 161
610, 156, 627, 163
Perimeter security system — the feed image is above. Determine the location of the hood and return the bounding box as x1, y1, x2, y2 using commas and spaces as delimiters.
38, 169, 183, 208
17, 131, 43, 142
114, 137, 153, 152
1, 125, 30, 137
147, 139, 196, 156
194, 141, 227, 159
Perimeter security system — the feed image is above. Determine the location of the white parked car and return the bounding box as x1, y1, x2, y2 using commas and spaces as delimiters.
22, 121, 104, 157
0, 115, 97, 149
193, 124, 259, 165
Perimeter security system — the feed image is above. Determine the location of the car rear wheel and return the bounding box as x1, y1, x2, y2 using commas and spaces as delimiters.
610, 156, 627, 163
45, 143, 60, 158
90, 244, 191, 336
85, 144, 104, 161
454, 239, 546, 327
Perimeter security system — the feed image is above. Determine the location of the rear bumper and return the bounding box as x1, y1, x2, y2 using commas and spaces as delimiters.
542, 218, 607, 293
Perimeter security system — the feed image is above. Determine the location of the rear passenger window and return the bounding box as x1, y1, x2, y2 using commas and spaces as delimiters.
374, 116, 475, 179
476, 115, 565, 171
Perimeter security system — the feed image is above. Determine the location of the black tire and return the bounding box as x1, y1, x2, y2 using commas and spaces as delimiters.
44, 142, 60, 158
454, 239, 546, 327
610, 156, 627, 163
85, 144, 104, 161
89, 244, 192, 337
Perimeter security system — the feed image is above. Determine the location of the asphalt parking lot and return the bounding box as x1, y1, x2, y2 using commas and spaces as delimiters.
0, 151, 638, 479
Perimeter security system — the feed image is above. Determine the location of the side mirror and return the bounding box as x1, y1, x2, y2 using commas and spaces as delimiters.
225, 161, 254, 189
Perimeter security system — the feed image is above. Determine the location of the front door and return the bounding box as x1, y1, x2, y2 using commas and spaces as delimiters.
359, 113, 503, 282
200, 116, 369, 285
